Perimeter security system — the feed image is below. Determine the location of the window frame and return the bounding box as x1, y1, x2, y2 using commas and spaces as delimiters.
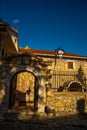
68, 61, 73, 69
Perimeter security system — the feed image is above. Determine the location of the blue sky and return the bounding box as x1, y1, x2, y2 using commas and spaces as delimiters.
0, 0, 87, 56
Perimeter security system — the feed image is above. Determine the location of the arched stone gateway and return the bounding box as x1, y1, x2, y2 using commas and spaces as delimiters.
63, 80, 82, 92
6, 67, 46, 113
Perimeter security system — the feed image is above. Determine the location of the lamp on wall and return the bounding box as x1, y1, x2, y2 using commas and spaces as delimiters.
55, 47, 64, 58
54, 47, 64, 65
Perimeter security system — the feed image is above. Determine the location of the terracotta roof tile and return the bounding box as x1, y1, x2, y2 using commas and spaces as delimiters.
19, 48, 55, 55
19, 48, 87, 59
64, 52, 83, 57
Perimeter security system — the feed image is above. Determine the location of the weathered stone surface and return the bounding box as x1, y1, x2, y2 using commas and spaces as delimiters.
46, 92, 87, 115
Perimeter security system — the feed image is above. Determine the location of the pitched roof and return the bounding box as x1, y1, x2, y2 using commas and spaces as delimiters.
19, 48, 87, 59
0, 19, 18, 34
19, 48, 54, 55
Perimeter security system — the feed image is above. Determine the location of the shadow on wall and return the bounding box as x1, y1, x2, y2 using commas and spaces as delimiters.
77, 98, 85, 114
57, 86, 64, 92
77, 98, 87, 120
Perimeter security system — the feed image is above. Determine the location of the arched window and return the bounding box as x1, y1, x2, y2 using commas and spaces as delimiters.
63, 80, 82, 92
68, 82, 82, 92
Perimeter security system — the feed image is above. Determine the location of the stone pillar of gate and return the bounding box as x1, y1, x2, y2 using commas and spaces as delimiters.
38, 79, 46, 113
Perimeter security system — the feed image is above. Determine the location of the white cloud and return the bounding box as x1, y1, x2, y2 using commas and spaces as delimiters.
13, 19, 20, 24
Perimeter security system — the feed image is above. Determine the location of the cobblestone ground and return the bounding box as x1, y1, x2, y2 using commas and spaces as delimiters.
0, 113, 87, 130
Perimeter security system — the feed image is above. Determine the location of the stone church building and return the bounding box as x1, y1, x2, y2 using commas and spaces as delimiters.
0, 19, 87, 118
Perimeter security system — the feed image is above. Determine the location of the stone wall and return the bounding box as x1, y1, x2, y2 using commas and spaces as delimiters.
46, 90, 87, 115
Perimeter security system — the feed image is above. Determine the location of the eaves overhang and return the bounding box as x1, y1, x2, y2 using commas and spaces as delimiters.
19, 48, 87, 60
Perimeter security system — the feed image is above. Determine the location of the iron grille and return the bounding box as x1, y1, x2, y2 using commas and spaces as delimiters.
52, 71, 86, 92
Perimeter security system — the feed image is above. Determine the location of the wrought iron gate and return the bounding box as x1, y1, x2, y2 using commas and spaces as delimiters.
52, 71, 86, 92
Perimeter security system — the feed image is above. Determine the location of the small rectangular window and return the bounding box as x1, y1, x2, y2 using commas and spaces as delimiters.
68, 62, 73, 69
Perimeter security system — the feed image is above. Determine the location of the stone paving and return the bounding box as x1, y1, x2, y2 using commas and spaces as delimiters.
0, 113, 87, 130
